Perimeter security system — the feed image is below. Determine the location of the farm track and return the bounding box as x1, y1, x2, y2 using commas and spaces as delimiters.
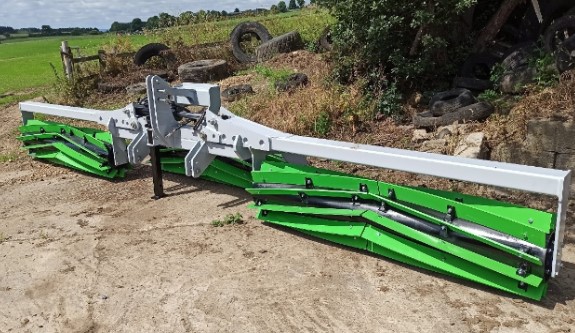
1, 100, 575, 332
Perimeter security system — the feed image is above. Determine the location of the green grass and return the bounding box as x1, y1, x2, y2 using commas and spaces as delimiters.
0, 34, 154, 103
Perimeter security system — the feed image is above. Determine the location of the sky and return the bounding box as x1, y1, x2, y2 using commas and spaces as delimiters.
0, 0, 280, 30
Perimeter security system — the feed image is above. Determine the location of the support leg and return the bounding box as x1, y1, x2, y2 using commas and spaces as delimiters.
147, 127, 165, 200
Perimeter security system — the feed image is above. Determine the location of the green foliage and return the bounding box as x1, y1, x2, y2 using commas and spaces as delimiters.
478, 89, 500, 102
278, 1, 288, 13
530, 49, 559, 88
317, 0, 477, 117
253, 64, 294, 85
211, 213, 244, 227
289, 0, 298, 10
490, 62, 505, 86
314, 111, 331, 136
297, 0, 306, 8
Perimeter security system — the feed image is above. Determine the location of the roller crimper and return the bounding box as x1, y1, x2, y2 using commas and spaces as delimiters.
18, 76, 571, 300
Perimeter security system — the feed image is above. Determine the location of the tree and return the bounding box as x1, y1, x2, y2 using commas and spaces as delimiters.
41, 25, 52, 34
146, 16, 160, 29
178, 11, 194, 25
196, 10, 207, 23
234, 8, 240, 13
297, 0, 305, 8
277, 1, 288, 12
288, 0, 297, 10
158, 12, 175, 27
221, 10, 228, 16
130, 18, 144, 32
110, 21, 121, 32
270, 4, 279, 13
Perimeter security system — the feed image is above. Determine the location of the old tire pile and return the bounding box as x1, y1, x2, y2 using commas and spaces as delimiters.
544, 16, 575, 73
178, 59, 229, 83
133, 43, 176, 69
221, 84, 254, 102
256, 31, 304, 62
275, 73, 309, 92
230, 22, 273, 63
429, 88, 477, 116
414, 88, 493, 128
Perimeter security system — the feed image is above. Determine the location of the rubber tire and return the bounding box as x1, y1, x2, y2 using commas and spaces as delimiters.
230, 22, 273, 63
125, 83, 147, 95
429, 89, 477, 116
452, 77, 493, 92
319, 27, 333, 51
178, 59, 230, 83
500, 67, 536, 94
221, 84, 254, 102
413, 102, 494, 128
555, 35, 575, 73
256, 31, 304, 62
274, 73, 309, 92
501, 44, 535, 71
460, 52, 500, 80
97, 81, 125, 93
429, 88, 471, 106
544, 15, 575, 52
133, 43, 175, 67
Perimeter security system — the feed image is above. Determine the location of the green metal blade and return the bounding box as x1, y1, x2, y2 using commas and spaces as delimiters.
18, 120, 128, 179
249, 161, 554, 300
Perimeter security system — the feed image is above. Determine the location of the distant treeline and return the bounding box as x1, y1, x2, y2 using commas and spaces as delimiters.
0, 25, 100, 38
109, 8, 270, 32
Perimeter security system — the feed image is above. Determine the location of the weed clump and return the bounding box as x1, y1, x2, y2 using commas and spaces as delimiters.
211, 213, 244, 227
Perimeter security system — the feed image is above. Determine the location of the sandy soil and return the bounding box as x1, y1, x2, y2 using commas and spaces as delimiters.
1, 102, 574, 333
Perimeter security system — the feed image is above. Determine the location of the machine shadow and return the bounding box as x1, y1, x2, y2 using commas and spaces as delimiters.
264, 222, 575, 307
119, 163, 575, 307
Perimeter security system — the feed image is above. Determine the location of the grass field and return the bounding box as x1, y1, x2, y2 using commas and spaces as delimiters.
0, 9, 332, 107
0, 35, 153, 105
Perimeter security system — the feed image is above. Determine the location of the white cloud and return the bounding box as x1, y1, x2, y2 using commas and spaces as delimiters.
0, 0, 279, 29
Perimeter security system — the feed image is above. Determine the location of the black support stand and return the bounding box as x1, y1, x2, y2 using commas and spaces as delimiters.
147, 126, 165, 200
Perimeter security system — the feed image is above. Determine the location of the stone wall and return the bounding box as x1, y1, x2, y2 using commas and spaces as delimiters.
492, 120, 575, 195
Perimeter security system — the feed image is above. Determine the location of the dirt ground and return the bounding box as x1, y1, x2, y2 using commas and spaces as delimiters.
1, 101, 574, 333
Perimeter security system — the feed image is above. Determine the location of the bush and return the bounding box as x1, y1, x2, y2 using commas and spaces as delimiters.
318, 0, 478, 117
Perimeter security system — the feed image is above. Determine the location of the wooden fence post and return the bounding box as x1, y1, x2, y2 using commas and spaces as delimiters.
98, 49, 106, 72
60, 41, 74, 80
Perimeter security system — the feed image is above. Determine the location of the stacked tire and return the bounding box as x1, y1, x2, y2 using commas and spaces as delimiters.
255, 31, 304, 62
414, 88, 494, 128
